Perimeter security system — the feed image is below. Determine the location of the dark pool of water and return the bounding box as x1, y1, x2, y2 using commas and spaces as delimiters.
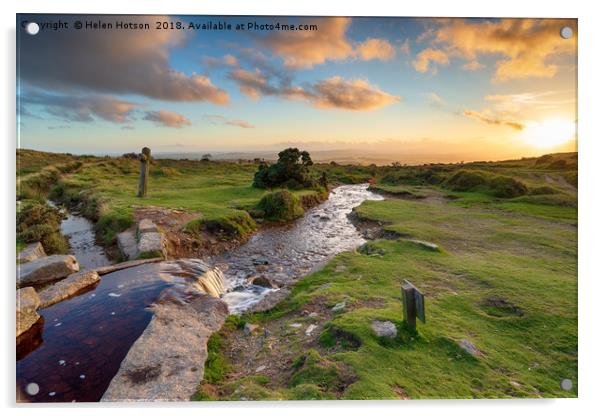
16, 263, 171, 403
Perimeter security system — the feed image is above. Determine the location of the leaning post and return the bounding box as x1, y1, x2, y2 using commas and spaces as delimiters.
401, 280, 417, 330
137, 147, 151, 198
401, 279, 425, 331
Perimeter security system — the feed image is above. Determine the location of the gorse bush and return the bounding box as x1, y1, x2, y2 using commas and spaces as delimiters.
444, 169, 529, 198
17, 201, 69, 254
253, 148, 317, 189
256, 190, 305, 222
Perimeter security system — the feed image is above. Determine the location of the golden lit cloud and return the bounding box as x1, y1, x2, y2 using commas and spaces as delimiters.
416, 18, 576, 81
143, 110, 191, 128
463, 109, 524, 131
262, 17, 354, 68
310, 77, 400, 111
412, 48, 449, 73
262, 17, 396, 68
356, 38, 396, 61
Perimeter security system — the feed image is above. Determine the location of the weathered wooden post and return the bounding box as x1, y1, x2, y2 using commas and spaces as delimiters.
137, 147, 151, 198
401, 279, 425, 331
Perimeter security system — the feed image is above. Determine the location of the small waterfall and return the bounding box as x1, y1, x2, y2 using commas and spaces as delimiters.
158, 259, 225, 298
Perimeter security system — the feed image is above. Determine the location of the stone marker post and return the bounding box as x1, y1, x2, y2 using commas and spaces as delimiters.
137, 147, 151, 198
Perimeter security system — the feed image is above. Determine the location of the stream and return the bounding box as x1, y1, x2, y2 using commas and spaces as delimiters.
17, 184, 382, 402
214, 184, 383, 313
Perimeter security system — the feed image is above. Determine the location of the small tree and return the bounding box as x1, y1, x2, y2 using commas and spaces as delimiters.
253, 148, 316, 189
201, 153, 212, 161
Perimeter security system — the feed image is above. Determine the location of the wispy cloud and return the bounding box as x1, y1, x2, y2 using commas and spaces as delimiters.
22, 91, 137, 123
463, 109, 524, 131
143, 110, 191, 128
203, 114, 255, 129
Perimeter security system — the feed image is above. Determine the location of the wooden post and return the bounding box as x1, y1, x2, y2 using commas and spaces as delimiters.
402, 280, 417, 330
137, 147, 151, 198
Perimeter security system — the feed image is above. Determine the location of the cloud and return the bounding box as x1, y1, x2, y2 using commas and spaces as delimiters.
204, 114, 255, 129
202, 54, 239, 68
261, 17, 354, 68
463, 109, 524, 130
228, 67, 399, 111
19, 15, 228, 103
416, 18, 576, 81
22, 91, 137, 123
356, 38, 396, 61
261, 17, 395, 68
399, 39, 411, 55
143, 110, 191, 128
425, 92, 445, 108
484, 91, 574, 112
461, 60, 485, 71
412, 48, 449, 73
228, 69, 279, 99
309, 77, 400, 111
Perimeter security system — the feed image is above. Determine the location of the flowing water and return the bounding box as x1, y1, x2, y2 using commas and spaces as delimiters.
17, 184, 382, 402
47, 201, 111, 270
214, 184, 383, 313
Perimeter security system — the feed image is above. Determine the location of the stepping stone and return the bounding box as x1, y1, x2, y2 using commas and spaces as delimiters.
117, 230, 138, 260
38, 270, 100, 308
137, 218, 158, 234
18, 242, 46, 264
18, 255, 79, 288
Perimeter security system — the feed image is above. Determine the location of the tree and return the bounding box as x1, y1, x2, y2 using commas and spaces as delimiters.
253, 148, 317, 189
201, 153, 212, 161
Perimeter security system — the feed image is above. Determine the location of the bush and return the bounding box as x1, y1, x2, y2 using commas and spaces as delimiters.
444, 169, 529, 198
256, 190, 304, 221
530, 186, 559, 195
253, 148, 317, 189
17, 201, 69, 254
444, 170, 488, 191
489, 176, 529, 198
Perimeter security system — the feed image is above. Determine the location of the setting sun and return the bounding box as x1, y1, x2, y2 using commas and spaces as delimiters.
521, 118, 576, 148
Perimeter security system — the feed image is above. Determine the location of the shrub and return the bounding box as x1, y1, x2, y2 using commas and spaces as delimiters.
16, 201, 69, 254
444, 170, 488, 191
253, 148, 317, 189
530, 186, 559, 195
256, 190, 304, 222
444, 169, 528, 198
489, 176, 529, 198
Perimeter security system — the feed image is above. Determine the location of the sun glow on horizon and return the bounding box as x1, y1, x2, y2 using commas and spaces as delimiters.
520, 118, 576, 149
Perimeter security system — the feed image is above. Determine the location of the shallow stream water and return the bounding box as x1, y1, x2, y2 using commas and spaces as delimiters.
214, 184, 383, 313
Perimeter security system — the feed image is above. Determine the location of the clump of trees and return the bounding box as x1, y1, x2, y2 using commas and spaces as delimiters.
253, 148, 318, 189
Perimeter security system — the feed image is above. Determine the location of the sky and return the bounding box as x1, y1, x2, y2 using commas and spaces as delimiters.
17, 15, 578, 163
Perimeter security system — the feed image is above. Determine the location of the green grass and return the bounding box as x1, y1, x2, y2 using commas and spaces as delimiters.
42, 156, 325, 246
17, 149, 577, 399
207, 154, 576, 400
